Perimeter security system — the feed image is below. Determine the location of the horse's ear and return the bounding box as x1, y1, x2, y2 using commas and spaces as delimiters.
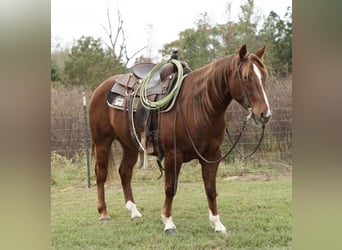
239, 44, 247, 60
255, 46, 266, 59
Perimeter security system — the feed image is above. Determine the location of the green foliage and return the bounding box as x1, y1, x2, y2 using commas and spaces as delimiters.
160, 13, 223, 69
63, 36, 126, 89
259, 7, 292, 76
237, 0, 258, 49
160, 1, 292, 76
51, 58, 61, 82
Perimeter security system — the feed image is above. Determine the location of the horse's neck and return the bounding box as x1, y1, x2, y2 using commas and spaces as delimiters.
181, 59, 233, 126
204, 58, 233, 113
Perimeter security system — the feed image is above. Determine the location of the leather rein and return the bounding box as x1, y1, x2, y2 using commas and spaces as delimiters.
178, 60, 265, 164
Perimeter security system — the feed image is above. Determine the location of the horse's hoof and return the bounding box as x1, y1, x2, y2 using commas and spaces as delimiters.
215, 229, 228, 235
99, 216, 111, 221
165, 228, 177, 234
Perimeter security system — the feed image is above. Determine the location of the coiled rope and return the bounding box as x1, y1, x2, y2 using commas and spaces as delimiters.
140, 59, 184, 110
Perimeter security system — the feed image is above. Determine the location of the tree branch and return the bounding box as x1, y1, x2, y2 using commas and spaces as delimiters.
102, 7, 147, 65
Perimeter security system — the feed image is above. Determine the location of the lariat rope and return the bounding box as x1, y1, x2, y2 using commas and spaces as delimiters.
140, 59, 184, 110
127, 60, 185, 172
127, 59, 185, 152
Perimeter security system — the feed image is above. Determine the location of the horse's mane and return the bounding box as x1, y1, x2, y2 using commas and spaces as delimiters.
184, 55, 233, 127
183, 53, 266, 127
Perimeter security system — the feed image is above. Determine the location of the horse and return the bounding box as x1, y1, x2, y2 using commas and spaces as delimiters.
88, 44, 271, 234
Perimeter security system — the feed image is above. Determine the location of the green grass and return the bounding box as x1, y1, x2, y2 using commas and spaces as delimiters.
51, 154, 292, 249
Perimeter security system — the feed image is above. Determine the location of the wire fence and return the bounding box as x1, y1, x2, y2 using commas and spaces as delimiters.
51, 77, 291, 165
222, 104, 292, 164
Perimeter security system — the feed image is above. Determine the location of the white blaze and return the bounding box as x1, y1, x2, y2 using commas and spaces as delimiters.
253, 63, 271, 117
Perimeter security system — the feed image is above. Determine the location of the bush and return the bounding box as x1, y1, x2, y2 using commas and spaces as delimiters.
51, 151, 90, 187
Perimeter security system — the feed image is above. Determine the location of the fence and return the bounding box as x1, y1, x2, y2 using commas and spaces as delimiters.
51, 76, 291, 164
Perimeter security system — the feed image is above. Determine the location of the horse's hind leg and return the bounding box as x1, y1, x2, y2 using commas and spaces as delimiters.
200, 159, 227, 234
94, 138, 113, 220
119, 146, 142, 218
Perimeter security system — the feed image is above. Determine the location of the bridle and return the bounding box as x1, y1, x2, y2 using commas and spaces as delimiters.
237, 58, 253, 113
228, 58, 265, 159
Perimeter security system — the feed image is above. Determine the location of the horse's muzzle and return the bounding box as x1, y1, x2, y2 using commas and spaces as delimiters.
252, 109, 271, 125
259, 111, 271, 124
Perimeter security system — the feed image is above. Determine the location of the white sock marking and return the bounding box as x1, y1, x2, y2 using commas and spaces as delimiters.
125, 200, 142, 218
209, 210, 227, 233
161, 214, 176, 231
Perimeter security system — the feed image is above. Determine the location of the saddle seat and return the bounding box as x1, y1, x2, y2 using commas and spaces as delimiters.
131, 62, 155, 79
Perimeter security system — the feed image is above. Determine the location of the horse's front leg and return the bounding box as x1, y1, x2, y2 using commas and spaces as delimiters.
200, 157, 228, 234
161, 153, 183, 233
119, 146, 142, 218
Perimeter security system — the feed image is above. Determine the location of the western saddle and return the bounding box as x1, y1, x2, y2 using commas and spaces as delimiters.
107, 60, 190, 163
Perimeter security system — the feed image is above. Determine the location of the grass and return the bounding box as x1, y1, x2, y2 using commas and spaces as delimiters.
51, 153, 292, 249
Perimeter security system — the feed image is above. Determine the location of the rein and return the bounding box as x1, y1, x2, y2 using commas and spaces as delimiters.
226, 124, 265, 159
179, 103, 256, 164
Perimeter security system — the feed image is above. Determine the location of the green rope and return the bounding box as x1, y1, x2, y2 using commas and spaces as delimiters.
140, 59, 184, 110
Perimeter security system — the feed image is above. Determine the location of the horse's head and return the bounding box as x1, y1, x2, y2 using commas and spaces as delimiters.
229, 44, 272, 125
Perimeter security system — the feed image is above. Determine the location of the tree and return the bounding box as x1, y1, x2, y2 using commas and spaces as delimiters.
218, 0, 261, 55
51, 41, 69, 83
159, 1, 263, 69
236, 0, 260, 51
51, 58, 61, 82
52, 9, 146, 88
102, 8, 146, 67
258, 7, 292, 76
159, 1, 292, 77
160, 13, 223, 69
63, 36, 125, 89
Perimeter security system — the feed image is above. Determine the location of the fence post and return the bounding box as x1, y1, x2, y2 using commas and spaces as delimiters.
83, 92, 91, 188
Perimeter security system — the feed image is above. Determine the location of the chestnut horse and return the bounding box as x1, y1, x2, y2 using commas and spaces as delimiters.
88, 45, 271, 234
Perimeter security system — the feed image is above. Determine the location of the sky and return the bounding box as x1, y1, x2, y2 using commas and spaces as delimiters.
51, 0, 291, 65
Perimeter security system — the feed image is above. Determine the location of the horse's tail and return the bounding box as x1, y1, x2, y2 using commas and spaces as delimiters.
106, 145, 116, 183
91, 142, 117, 183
